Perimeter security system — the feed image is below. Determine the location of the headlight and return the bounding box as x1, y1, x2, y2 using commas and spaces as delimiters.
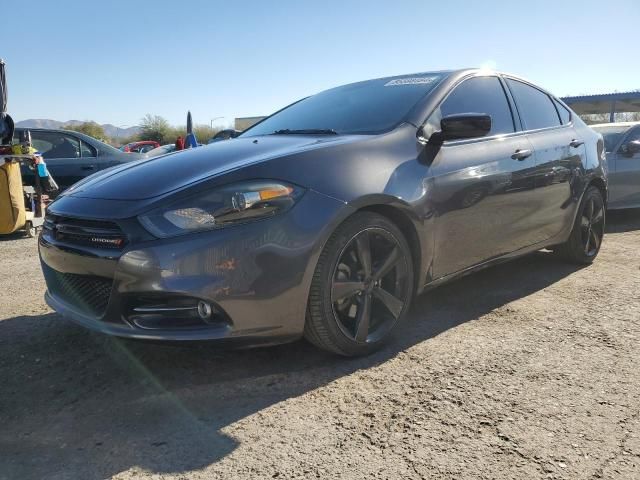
138, 180, 304, 238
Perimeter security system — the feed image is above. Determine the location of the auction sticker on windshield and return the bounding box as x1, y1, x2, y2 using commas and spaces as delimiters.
384, 76, 440, 86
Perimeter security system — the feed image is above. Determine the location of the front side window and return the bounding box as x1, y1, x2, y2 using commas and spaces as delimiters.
507, 79, 561, 131
621, 128, 640, 154
241, 74, 444, 136
437, 76, 515, 136
31, 131, 80, 159
592, 125, 628, 153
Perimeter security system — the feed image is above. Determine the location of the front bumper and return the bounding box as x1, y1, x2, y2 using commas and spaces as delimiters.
39, 190, 348, 344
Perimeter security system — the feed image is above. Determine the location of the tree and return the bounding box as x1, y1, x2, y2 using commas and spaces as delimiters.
193, 125, 219, 143
130, 115, 227, 146
618, 112, 640, 122
580, 112, 640, 125
139, 114, 172, 143
65, 121, 106, 140
580, 113, 610, 125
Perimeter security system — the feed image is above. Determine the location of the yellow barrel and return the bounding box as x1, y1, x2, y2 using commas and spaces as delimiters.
0, 161, 26, 234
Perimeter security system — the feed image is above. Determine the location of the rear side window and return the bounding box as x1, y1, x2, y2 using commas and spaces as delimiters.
506, 79, 561, 130
553, 98, 572, 125
439, 76, 515, 136
80, 139, 96, 157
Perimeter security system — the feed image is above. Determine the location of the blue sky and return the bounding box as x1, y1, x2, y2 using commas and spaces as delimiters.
3, 0, 639, 127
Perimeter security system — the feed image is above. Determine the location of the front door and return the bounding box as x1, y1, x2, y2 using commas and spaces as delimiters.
609, 126, 640, 209
426, 75, 539, 278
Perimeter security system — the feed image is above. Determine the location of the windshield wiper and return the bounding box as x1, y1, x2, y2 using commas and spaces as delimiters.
272, 128, 338, 135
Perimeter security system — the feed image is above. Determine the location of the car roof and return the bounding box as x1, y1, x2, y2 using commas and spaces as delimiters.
16, 127, 88, 134
15, 127, 105, 142
352, 68, 541, 84
15, 127, 128, 156
348, 69, 559, 101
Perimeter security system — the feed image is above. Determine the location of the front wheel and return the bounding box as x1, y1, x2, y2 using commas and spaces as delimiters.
305, 212, 414, 356
555, 186, 605, 264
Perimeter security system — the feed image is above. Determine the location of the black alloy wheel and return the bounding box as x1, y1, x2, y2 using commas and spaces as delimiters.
580, 195, 605, 257
555, 186, 605, 264
305, 212, 414, 356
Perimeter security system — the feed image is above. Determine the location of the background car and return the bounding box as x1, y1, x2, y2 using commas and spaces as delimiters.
39, 69, 606, 357
207, 129, 241, 144
14, 128, 139, 191
143, 144, 177, 158
591, 122, 640, 209
119, 140, 160, 154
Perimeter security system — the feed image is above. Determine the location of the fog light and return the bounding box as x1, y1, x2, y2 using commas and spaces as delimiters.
197, 301, 212, 320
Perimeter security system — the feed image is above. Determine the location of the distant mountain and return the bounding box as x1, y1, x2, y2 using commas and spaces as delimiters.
15, 119, 66, 129
15, 119, 140, 138
101, 124, 141, 139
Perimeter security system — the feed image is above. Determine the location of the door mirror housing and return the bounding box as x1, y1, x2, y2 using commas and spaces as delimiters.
432, 113, 492, 143
622, 140, 640, 156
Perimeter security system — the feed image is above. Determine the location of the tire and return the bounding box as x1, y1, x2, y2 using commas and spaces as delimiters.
25, 221, 36, 238
554, 186, 605, 264
305, 212, 414, 356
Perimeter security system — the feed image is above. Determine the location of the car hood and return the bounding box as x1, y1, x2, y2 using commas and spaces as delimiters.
66, 135, 364, 201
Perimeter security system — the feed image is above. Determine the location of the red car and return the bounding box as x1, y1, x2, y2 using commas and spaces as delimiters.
120, 141, 160, 154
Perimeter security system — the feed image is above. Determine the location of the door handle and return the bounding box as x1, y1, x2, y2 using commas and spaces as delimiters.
81, 165, 96, 170
511, 149, 532, 161
569, 139, 584, 148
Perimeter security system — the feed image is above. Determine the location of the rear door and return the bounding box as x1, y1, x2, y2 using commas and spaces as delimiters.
504, 79, 585, 242
428, 75, 539, 278
609, 126, 640, 208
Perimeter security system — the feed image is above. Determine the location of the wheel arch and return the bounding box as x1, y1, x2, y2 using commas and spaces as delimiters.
356, 203, 425, 295
588, 177, 607, 207
302, 194, 430, 326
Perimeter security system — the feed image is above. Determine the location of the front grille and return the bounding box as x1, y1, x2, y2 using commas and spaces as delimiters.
42, 263, 113, 317
43, 214, 127, 249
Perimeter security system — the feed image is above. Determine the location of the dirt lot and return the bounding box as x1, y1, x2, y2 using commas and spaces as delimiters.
0, 210, 639, 480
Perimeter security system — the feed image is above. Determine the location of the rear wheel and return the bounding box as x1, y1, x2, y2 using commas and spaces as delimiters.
305, 212, 414, 356
555, 186, 605, 264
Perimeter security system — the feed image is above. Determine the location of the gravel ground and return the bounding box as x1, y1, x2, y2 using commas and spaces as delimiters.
0, 210, 639, 480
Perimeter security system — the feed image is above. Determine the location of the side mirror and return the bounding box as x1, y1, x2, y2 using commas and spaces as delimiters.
440, 113, 492, 142
622, 140, 640, 156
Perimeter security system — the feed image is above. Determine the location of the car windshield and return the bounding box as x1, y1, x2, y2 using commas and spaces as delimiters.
240, 74, 445, 137
592, 125, 630, 152
96, 140, 126, 156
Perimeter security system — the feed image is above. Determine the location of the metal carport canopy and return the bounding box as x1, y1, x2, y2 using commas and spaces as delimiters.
561, 91, 640, 121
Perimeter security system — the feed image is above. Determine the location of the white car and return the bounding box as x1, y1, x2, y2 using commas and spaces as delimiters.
143, 144, 176, 158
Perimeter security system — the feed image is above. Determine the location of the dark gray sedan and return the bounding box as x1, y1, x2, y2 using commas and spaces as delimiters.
14, 128, 138, 190
591, 122, 640, 209
39, 69, 607, 356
